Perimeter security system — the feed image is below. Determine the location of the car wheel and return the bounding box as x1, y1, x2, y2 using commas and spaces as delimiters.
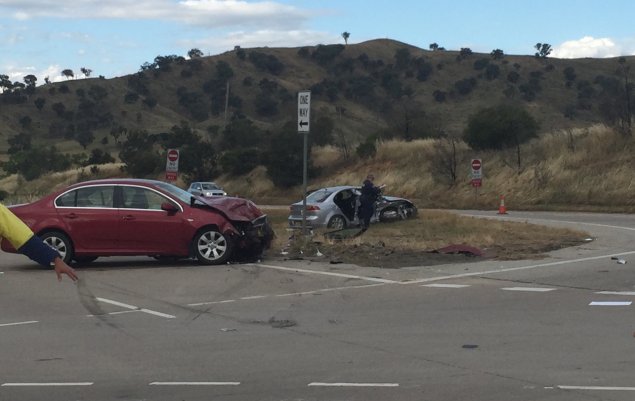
193, 228, 233, 265
379, 207, 400, 222
327, 215, 346, 230
74, 256, 98, 265
41, 231, 74, 265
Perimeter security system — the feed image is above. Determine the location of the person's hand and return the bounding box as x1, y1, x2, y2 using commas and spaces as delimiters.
53, 257, 78, 282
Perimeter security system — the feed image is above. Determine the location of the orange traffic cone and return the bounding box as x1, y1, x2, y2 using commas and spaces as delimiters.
497, 195, 507, 215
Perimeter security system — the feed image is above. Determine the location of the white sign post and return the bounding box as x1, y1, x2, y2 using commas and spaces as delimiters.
298, 91, 311, 133
298, 91, 311, 233
165, 149, 179, 181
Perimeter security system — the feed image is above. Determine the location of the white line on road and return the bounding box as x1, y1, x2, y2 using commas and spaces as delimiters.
596, 291, 635, 296
2, 383, 93, 387
0, 320, 38, 327
252, 263, 399, 284
96, 297, 175, 319
404, 252, 635, 285
501, 287, 557, 292
556, 385, 635, 391
149, 382, 240, 386
422, 284, 470, 288
589, 301, 632, 306
186, 283, 385, 307
308, 382, 399, 387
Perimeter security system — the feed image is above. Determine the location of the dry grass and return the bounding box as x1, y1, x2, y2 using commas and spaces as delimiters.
263, 207, 589, 261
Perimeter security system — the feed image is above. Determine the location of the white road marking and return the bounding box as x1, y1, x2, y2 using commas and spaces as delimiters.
422, 284, 470, 288
596, 291, 635, 296
86, 310, 139, 317
501, 287, 557, 292
461, 213, 635, 232
149, 382, 240, 386
556, 385, 635, 391
308, 382, 399, 387
96, 297, 175, 319
187, 284, 384, 307
0, 320, 38, 327
2, 382, 93, 386
404, 252, 635, 285
252, 263, 399, 284
188, 299, 236, 307
589, 301, 632, 306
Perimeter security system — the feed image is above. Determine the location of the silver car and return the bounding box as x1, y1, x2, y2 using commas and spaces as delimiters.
288, 185, 417, 230
187, 181, 227, 197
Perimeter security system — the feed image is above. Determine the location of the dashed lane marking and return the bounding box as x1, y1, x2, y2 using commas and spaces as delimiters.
0, 320, 38, 328
149, 382, 240, 386
501, 287, 557, 292
2, 383, 93, 387
96, 297, 175, 319
308, 382, 399, 387
252, 263, 399, 284
422, 284, 470, 288
596, 291, 635, 296
589, 301, 632, 306
186, 283, 384, 307
555, 385, 635, 391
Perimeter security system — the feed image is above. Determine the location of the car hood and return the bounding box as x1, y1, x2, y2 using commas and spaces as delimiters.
194, 196, 265, 222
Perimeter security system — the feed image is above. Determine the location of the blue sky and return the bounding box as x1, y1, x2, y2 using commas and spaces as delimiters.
1, 0, 634, 84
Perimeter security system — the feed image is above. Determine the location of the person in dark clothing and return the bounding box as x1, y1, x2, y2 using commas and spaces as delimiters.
358, 174, 383, 230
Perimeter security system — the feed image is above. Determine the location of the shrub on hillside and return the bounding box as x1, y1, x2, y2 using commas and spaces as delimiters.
220, 148, 261, 176
463, 104, 539, 151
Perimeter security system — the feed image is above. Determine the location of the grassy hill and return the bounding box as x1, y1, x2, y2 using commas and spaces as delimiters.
0, 38, 633, 209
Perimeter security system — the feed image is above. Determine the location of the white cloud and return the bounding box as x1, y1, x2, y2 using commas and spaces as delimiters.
552, 36, 621, 58
183, 29, 340, 54
0, 0, 309, 29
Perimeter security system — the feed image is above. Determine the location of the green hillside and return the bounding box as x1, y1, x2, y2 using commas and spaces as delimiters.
0, 38, 633, 205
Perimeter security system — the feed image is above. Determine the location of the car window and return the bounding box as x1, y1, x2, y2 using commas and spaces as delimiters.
201, 183, 219, 190
307, 190, 333, 203
56, 186, 114, 208
121, 186, 174, 210
154, 182, 194, 203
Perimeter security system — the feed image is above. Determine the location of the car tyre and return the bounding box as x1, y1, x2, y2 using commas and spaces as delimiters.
74, 256, 98, 265
193, 228, 233, 265
379, 207, 400, 222
41, 231, 74, 265
327, 215, 346, 230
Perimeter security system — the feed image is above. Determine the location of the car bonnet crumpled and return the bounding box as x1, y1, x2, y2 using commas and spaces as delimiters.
196, 196, 265, 222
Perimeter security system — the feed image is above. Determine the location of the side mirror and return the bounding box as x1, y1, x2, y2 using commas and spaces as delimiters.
161, 202, 179, 214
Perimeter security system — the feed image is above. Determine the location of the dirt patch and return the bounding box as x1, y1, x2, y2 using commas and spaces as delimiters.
276, 233, 589, 269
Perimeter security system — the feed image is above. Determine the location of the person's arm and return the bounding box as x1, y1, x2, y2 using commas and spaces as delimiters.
0, 204, 77, 282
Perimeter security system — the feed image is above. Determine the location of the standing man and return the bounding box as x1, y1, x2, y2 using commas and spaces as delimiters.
358, 174, 383, 230
0, 204, 78, 282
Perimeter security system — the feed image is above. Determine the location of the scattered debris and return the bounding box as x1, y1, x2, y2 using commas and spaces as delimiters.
220, 328, 237, 332
462, 344, 479, 349
617, 259, 627, 264
611, 256, 619, 260
316, 248, 324, 257
268, 317, 297, 329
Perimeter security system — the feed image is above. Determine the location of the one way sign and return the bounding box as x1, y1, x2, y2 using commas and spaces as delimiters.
297, 90, 311, 133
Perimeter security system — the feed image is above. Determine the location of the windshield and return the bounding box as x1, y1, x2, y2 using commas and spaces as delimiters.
201, 183, 220, 190
154, 181, 194, 203
306, 189, 333, 203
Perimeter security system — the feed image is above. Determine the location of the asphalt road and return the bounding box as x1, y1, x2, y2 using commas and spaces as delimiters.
2, 210, 635, 401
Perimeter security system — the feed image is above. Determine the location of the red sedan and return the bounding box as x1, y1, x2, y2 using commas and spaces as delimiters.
1, 179, 274, 265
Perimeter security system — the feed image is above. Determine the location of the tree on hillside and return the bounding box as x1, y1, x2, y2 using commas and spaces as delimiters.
342, 32, 350, 45
188, 48, 204, 58
464, 104, 539, 172
61, 69, 74, 79
597, 57, 634, 136
80, 67, 92, 77
23, 74, 37, 88
534, 43, 552, 58
490, 49, 504, 60
34, 97, 45, 111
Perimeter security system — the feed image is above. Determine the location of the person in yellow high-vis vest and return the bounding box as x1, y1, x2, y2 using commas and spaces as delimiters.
0, 204, 77, 282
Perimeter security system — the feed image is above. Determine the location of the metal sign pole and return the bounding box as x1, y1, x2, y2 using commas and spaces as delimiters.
298, 90, 311, 235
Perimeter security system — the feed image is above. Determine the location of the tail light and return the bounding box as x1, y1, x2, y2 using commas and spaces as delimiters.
305, 205, 320, 211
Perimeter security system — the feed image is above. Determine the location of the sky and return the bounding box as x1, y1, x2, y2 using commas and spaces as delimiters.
1, 0, 635, 84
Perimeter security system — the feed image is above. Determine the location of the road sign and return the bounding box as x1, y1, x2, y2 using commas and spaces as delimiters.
471, 158, 482, 179
165, 149, 179, 181
298, 91, 311, 133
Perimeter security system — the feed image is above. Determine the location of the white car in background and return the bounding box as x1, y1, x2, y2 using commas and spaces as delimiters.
187, 182, 227, 197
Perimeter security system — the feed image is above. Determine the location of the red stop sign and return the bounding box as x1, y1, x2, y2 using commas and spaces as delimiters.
167, 149, 179, 162
471, 159, 481, 170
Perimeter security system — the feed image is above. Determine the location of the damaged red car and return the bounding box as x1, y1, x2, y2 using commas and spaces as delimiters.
1, 179, 274, 265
